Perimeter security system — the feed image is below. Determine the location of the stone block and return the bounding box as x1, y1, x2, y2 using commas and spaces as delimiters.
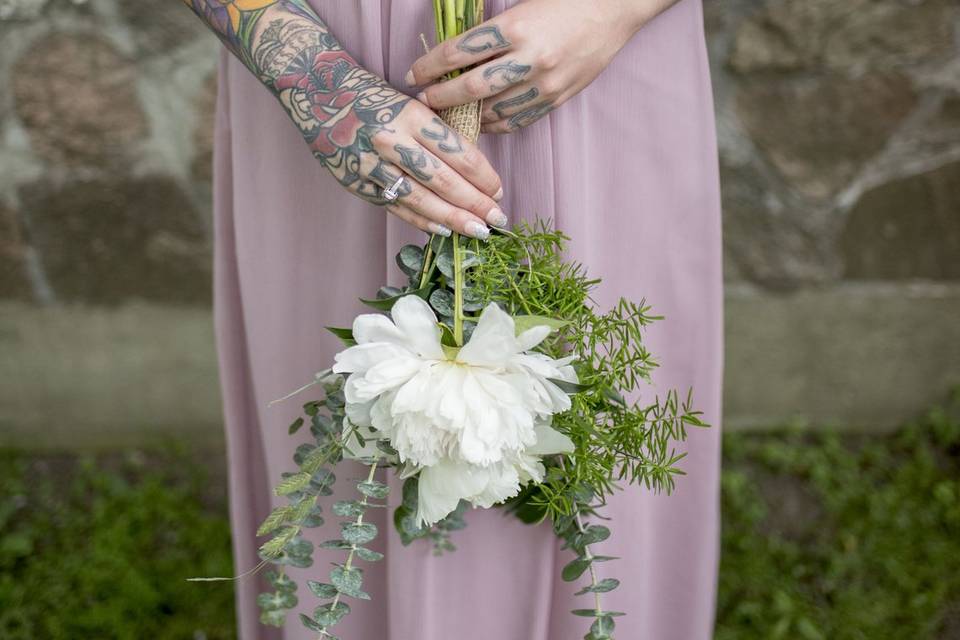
840, 161, 960, 280
12, 32, 148, 167
736, 72, 916, 199
19, 175, 212, 305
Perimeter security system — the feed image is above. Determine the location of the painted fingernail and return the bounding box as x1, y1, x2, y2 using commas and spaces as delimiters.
417, 91, 429, 106
465, 221, 490, 241
486, 207, 508, 228
430, 223, 452, 237
404, 69, 416, 86
493, 187, 504, 201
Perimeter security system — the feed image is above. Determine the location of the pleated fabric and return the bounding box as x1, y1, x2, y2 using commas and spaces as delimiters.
212, 1, 723, 638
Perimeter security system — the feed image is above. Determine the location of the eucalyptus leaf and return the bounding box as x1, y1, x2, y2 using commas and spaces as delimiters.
354, 546, 384, 562
429, 288, 454, 317
260, 609, 287, 627
591, 615, 615, 637
396, 244, 425, 275
359, 284, 431, 311
341, 522, 378, 545
307, 581, 339, 599
288, 416, 305, 435
330, 564, 364, 597
356, 480, 389, 499
332, 500, 367, 518
312, 601, 350, 627
579, 525, 611, 546
319, 539, 352, 550
575, 578, 620, 596
561, 557, 592, 582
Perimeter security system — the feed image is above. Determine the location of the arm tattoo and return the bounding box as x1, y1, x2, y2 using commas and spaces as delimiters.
394, 144, 440, 182
457, 25, 510, 54
420, 117, 464, 154
482, 60, 530, 92
181, 0, 410, 201
492, 87, 539, 119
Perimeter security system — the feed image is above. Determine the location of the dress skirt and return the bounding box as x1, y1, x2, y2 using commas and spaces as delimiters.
212, 1, 724, 637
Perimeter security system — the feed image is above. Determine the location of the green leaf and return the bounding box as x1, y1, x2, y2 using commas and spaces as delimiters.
562, 557, 592, 582
307, 581, 339, 599
571, 609, 602, 617
330, 565, 368, 599
312, 601, 351, 627
325, 326, 356, 347
257, 505, 292, 537
429, 288, 454, 317
579, 525, 611, 546
299, 613, 325, 633
319, 539, 351, 550
513, 315, 569, 335
550, 378, 592, 394
260, 609, 287, 627
288, 416, 305, 435
356, 480, 389, 499
341, 522, 378, 545
258, 526, 298, 559
275, 471, 312, 496
396, 244, 425, 275
332, 500, 367, 518
575, 578, 620, 595
591, 615, 615, 637
354, 546, 384, 562
257, 590, 297, 611
266, 570, 297, 592
360, 285, 431, 311
300, 505, 325, 528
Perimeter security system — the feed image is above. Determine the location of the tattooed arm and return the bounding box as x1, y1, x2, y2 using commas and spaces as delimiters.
406, 0, 680, 133
182, 0, 505, 238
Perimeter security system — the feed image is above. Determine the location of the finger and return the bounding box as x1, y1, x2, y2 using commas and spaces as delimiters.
406, 19, 514, 87
418, 57, 532, 111
379, 135, 507, 228
386, 203, 453, 237
415, 115, 503, 201
481, 100, 556, 133
481, 86, 541, 123
366, 158, 492, 240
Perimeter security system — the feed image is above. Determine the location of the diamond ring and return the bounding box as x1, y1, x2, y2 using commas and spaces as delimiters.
382, 175, 406, 203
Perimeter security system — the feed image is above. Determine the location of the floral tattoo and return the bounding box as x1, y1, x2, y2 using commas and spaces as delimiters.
182, 0, 410, 203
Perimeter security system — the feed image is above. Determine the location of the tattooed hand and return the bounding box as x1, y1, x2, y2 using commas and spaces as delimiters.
182, 0, 504, 239
406, 0, 676, 133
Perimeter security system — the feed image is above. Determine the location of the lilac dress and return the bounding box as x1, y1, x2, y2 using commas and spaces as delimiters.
212, 0, 723, 638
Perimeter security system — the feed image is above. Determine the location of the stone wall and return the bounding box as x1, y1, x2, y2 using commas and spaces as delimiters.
0, 0, 958, 446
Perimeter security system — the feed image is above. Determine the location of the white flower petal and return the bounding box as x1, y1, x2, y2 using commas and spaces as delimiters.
457, 303, 518, 366
527, 422, 575, 455
390, 295, 444, 360
352, 312, 407, 346
333, 342, 409, 375
416, 459, 487, 526
516, 324, 552, 352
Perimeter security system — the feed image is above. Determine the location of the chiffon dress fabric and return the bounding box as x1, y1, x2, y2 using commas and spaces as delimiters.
211, 0, 724, 638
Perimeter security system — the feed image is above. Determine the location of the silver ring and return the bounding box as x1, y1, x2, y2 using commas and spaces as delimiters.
382, 175, 406, 202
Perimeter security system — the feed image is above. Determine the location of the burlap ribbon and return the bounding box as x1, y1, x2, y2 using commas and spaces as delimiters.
439, 101, 482, 143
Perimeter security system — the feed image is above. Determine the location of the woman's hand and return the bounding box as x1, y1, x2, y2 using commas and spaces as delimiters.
406, 0, 669, 133
183, 0, 505, 239
288, 62, 506, 239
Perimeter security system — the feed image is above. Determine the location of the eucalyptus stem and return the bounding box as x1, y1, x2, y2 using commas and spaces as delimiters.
453, 232, 465, 345
318, 459, 380, 640
574, 508, 604, 617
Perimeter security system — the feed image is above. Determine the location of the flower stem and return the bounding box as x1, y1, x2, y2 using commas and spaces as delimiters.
453, 232, 465, 345
574, 508, 604, 617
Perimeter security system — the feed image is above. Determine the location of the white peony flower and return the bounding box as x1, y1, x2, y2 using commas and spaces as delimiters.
332, 295, 577, 525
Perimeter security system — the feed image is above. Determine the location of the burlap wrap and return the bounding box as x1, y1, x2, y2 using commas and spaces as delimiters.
439, 100, 482, 143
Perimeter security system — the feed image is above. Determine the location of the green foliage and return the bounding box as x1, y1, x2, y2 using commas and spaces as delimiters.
716, 399, 960, 640
0, 445, 234, 640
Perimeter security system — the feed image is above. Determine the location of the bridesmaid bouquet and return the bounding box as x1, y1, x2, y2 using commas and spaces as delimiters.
252, 2, 707, 639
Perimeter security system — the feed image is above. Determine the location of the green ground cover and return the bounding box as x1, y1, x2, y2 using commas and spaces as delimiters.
1, 398, 958, 639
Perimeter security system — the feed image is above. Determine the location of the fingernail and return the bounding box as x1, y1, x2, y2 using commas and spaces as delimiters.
404, 69, 416, 86
430, 223, 452, 237
486, 207, 508, 228
417, 91, 429, 106
465, 221, 490, 241
493, 186, 504, 201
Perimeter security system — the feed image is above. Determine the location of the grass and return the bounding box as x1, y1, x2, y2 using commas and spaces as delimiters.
0, 398, 957, 639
